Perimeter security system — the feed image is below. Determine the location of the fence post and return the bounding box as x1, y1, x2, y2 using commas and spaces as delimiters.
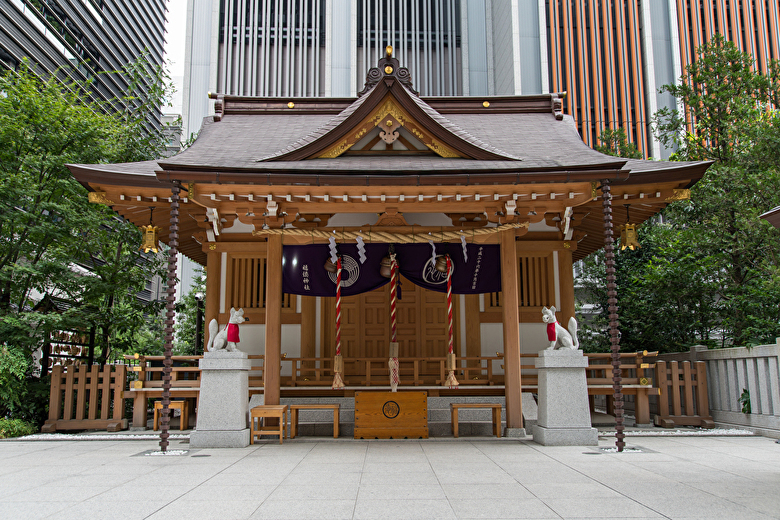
655, 361, 669, 422
695, 362, 713, 427
42, 366, 64, 432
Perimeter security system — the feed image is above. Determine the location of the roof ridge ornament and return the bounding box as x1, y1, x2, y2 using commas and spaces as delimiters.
358, 45, 418, 97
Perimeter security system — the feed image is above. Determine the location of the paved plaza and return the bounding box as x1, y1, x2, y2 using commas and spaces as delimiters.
1, 434, 778, 520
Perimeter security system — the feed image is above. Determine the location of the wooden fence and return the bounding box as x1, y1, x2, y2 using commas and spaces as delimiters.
654, 360, 714, 428
42, 365, 127, 432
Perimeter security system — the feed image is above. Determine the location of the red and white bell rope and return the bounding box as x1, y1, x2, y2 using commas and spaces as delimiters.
444, 255, 459, 388
332, 257, 345, 389
389, 254, 400, 392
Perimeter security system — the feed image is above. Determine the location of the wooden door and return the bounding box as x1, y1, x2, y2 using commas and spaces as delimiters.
321, 277, 453, 380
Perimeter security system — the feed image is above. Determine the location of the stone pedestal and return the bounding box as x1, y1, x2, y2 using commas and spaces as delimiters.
190, 351, 251, 448
532, 349, 598, 446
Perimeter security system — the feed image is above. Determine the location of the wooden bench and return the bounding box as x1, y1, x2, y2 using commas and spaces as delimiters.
288, 404, 340, 439
451, 403, 503, 438
250, 405, 288, 444
153, 400, 188, 430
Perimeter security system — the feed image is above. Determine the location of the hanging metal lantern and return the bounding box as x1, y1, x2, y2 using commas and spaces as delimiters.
140, 207, 161, 253
620, 205, 640, 251
140, 224, 162, 253
435, 254, 450, 273
620, 223, 641, 251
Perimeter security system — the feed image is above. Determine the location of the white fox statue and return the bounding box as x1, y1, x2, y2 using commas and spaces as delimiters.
541, 306, 579, 350
206, 307, 246, 352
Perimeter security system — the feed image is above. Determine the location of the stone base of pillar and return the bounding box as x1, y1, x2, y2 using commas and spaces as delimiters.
503, 427, 527, 438
532, 425, 597, 445
532, 349, 598, 446
189, 351, 252, 449
190, 429, 250, 448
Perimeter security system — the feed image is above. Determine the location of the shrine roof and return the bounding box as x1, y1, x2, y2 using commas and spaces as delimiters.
156, 110, 618, 173
69, 48, 710, 189
65, 50, 713, 266
70, 92, 709, 189
761, 206, 780, 229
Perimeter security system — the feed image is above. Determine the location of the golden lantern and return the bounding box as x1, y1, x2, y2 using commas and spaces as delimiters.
620, 205, 641, 251
140, 224, 162, 253
140, 207, 161, 253
620, 224, 641, 251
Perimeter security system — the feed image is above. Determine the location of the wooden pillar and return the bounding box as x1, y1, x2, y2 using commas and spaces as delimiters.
501, 230, 523, 430
204, 250, 221, 349
263, 234, 283, 405
558, 246, 575, 326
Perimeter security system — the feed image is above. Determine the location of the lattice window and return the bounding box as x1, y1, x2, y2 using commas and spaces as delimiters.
487, 254, 554, 309
226, 254, 296, 311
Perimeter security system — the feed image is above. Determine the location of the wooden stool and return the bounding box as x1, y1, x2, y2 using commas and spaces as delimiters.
153, 401, 188, 430
289, 404, 340, 439
250, 405, 288, 444
450, 403, 503, 438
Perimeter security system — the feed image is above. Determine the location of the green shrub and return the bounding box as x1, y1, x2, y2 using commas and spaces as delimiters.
0, 345, 50, 426
0, 417, 38, 438
0, 346, 28, 416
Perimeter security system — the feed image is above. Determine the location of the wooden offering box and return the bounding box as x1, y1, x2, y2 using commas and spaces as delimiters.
354, 391, 428, 439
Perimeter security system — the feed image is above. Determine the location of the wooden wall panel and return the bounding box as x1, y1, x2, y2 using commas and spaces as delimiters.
396, 281, 421, 358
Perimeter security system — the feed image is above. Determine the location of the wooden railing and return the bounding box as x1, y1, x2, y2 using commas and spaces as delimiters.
124, 354, 202, 389
123, 354, 202, 428
117, 351, 660, 427
121, 351, 657, 390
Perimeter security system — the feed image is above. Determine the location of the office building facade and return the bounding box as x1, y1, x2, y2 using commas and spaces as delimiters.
0, 0, 168, 121
182, 0, 779, 159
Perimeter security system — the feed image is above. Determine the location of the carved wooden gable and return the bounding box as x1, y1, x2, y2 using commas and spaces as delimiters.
319, 95, 459, 158
263, 46, 518, 163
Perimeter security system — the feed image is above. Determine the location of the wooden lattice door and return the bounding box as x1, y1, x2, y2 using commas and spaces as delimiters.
322, 277, 453, 382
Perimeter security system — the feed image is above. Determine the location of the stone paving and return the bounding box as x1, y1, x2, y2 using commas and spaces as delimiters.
0, 434, 778, 519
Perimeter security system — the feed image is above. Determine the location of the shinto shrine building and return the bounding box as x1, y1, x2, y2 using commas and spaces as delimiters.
68, 50, 710, 432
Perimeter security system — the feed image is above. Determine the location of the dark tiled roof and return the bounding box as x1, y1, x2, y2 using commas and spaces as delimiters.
158, 112, 623, 174
401, 90, 520, 160
68, 160, 162, 188
256, 85, 378, 161
71, 95, 708, 189
761, 206, 780, 229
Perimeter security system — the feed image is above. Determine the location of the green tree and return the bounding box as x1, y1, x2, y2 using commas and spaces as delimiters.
653, 35, 775, 164
619, 36, 780, 348
174, 269, 206, 356
594, 128, 642, 159
578, 223, 721, 353
0, 58, 173, 424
